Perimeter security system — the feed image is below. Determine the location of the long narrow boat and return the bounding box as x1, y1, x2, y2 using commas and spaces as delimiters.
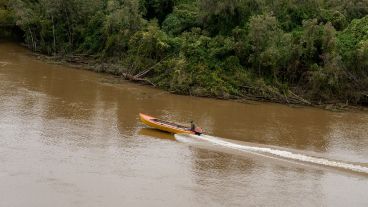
139, 113, 197, 135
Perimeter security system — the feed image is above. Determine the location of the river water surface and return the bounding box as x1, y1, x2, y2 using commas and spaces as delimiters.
0, 42, 367, 207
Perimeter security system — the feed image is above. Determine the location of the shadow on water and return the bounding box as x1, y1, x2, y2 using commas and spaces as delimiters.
137, 128, 175, 140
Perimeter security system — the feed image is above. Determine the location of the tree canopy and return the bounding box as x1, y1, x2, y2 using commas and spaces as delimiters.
2, 0, 368, 104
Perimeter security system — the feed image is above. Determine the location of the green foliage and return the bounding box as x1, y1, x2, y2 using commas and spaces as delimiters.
339, 0, 368, 20
0, 0, 16, 38
264, 0, 321, 31
199, 0, 263, 35
6, 0, 368, 104
123, 20, 171, 74
356, 40, 368, 73
319, 9, 347, 31
77, 11, 105, 54
0, 6, 12, 25
140, 0, 174, 24
247, 14, 292, 80
338, 16, 368, 68
101, 0, 144, 56
162, 3, 199, 35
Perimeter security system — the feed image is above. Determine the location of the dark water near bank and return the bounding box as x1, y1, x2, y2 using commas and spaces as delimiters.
0, 42, 367, 207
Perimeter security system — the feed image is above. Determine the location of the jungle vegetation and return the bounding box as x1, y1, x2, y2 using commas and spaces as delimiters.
1, 0, 368, 105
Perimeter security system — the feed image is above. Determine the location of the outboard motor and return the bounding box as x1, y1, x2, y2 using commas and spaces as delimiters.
194, 127, 204, 136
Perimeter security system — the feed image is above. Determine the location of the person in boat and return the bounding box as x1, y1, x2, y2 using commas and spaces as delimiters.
190, 121, 195, 131
190, 121, 203, 135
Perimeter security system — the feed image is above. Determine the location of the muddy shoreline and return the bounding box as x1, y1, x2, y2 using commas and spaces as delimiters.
28, 46, 367, 112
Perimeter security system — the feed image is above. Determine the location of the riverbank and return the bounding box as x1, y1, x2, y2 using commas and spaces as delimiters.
2, 40, 368, 207
27, 45, 367, 112
4, 0, 368, 110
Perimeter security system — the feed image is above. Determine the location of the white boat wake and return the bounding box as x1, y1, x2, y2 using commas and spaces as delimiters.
0, 61, 10, 67
175, 134, 368, 174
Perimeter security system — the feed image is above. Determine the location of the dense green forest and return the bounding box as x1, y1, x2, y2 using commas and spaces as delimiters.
1, 0, 368, 105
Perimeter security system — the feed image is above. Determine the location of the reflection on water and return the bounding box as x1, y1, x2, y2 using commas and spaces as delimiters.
0, 42, 368, 207
138, 128, 175, 140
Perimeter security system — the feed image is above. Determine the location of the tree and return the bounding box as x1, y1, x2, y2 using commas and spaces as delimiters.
199, 0, 262, 35
162, 2, 199, 35
140, 0, 175, 24
356, 40, 368, 73
100, 0, 144, 57
247, 13, 291, 81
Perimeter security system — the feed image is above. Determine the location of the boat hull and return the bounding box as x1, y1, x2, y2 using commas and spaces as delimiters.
139, 113, 195, 134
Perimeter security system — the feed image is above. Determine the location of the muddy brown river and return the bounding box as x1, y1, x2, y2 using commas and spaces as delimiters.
0, 42, 367, 206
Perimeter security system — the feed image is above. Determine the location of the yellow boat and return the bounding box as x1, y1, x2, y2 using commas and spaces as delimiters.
139, 113, 202, 135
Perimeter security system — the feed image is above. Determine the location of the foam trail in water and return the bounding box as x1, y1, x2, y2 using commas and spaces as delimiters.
0, 61, 9, 67
175, 134, 368, 174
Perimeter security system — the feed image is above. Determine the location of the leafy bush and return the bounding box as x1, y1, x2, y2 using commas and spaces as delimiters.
6, 0, 368, 104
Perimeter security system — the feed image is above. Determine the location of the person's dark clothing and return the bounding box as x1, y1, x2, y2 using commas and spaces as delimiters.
190, 122, 195, 131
